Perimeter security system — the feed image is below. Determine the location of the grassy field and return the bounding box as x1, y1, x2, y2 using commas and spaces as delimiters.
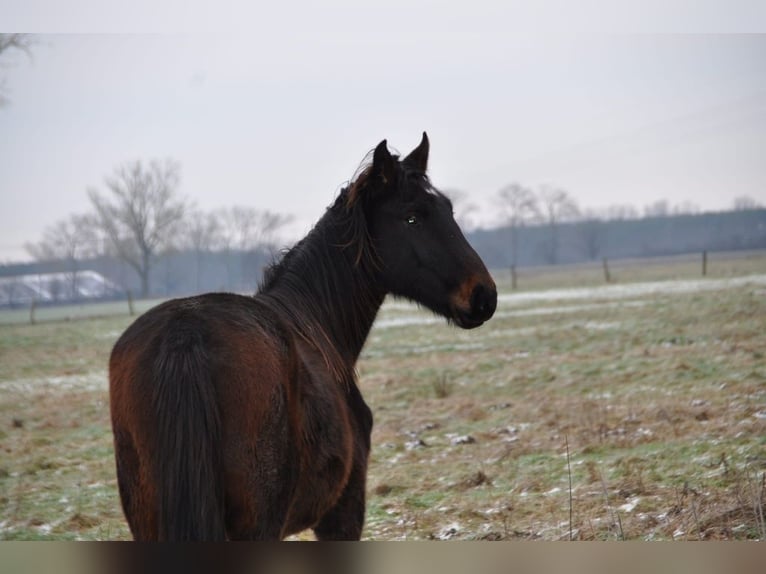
0, 251, 764, 540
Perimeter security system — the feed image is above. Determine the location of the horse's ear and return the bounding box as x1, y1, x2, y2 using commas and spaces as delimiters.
346, 140, 397, 209
403, 131, 429, 172
371, 139, 397, 185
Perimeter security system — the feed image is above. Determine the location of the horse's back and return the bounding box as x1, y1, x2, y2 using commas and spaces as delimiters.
114, 291, 287, 371
110, 292, 291, 418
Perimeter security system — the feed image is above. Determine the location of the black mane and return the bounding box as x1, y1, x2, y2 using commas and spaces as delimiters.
256, 163, 387, 379
259, 163, 376, 294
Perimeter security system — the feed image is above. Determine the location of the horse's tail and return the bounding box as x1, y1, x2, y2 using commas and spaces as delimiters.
151, 321, 226, 541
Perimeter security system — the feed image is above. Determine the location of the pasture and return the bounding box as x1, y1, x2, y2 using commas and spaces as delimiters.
0, 251, 764, 540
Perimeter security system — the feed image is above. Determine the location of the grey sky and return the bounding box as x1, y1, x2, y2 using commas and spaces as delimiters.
1, 18, 765, 261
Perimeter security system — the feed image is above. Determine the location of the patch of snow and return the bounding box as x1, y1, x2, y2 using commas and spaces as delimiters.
375, 315, 444, 329
583, 321, 621, 331
0, 371, 107, 393
497, 274, 766, 305
98, 330, 124, 340
619, 497, 640, 513
449, 435, 476, 446
435, 522, 461, 540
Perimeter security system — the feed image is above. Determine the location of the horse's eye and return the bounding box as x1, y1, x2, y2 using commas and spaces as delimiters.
406, 214, 418, 225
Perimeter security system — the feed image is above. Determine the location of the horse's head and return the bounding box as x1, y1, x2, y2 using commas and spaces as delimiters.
345, 132, 497, 329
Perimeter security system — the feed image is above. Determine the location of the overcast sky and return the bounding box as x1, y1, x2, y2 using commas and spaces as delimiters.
1, 6, 765, 262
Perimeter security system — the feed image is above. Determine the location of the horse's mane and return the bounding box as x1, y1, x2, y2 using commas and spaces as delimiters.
260, 148, 403, 290
256, 156, 392, 383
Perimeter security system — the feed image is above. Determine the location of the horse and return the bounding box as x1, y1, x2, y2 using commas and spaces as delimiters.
108, 132, 497, 540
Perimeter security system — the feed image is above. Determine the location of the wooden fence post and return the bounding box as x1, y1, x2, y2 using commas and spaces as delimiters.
127, 290, 135, 316
510, 265, 517, 290
602, 257, 611, 283
29, 299, 37, 325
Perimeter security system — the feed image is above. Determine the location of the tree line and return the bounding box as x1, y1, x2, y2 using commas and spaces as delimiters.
451, 182, 764, 269
23, 159, 293, 299
8, 157, 766, 304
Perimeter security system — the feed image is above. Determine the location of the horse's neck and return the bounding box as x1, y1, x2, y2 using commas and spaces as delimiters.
262, 220, 385, 363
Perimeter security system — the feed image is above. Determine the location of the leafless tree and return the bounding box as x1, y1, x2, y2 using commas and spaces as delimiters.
228, 206, 261, 251
215, 206, 293, 290
25, 213, 98, 300
538, 185, 580, 265
184, 208, 222, 291
0, 34, 35, 106
495, 183, 540, 267
215, 207, 241, 290
0, 276, 25, 308
221, 206, 293, 252
732, 195, 762, 211
575, 209, 607, 261
0, 34, 34, 56
672, 201, 700, 215
643, 199, 670, 218
605, 204, 640, 221
443, 189, 479, 231
89, 159, 187, 298
255, 210, 294, 254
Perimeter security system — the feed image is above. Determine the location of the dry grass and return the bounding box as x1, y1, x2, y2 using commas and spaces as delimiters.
1, 252, 765, 540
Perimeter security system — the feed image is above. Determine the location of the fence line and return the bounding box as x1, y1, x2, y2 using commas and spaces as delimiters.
0, 294, 166, 326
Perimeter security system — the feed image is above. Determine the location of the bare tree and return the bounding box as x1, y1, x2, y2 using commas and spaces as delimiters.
0, 34, 35, 107
575, 209, 607, 261
216, 206, 293, 290
495, 183, 539, 267
228, 206, 261, 251
221, 206, 293, 253
254, 210, 293, 254
443, 189, 479, 231
538, 186, 580, 265
732, 195, 762, 211
0, 276, 25, 308
214, 207, 239, 290
644, 199, 670, 218
0, 34, 33, 56
184, 208, 222, 292
605, 204, 640, 221
89, 159, 187, 298
672, 201, 700, 215
25, 213, 98, 300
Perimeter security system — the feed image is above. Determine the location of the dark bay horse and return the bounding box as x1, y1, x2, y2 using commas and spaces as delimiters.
109, 133, 497, 540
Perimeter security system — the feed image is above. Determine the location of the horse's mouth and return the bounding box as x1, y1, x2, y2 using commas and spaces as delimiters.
451, 309, 486, 330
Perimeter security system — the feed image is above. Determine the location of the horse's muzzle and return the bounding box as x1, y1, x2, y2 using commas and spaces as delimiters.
450, 278, 497, 329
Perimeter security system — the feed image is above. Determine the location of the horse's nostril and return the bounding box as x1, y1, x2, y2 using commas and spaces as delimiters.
470, 283, 497, 320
